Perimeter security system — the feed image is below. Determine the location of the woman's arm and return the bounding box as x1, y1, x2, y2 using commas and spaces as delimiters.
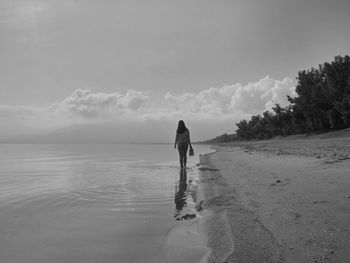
174, 133, 178, 148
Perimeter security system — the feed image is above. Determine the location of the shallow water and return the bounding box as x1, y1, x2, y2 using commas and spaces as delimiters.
0, 144, 212, 263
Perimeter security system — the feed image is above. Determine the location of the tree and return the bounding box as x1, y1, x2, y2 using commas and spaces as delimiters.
234, 55, 350, 141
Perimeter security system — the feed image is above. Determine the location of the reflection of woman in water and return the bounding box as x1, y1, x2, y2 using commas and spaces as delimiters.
174, 169, 197, 221
174, 169, 187, 219
174, 120, 193, 169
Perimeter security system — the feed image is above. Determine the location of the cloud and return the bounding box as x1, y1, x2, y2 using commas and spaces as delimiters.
52, 89, 150, 118
165, 76, 296, 117
0, 89, 151, 122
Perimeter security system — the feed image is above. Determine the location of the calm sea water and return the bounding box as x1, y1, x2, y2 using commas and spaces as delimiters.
0, 144, 212, 263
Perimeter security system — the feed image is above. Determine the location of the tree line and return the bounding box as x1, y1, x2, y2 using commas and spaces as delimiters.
204, 55, 350, 143
235, 55, 350, 140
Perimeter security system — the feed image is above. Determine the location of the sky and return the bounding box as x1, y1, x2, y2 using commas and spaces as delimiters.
0, 0, 350, 142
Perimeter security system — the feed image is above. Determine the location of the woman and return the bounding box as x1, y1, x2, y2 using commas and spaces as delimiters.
174, 120, 193, 169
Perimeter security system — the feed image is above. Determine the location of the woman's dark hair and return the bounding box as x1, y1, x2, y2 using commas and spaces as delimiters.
177, 120, 187, 134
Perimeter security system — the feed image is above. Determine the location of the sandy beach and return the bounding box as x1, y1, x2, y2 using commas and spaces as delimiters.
197, 131, 350, 263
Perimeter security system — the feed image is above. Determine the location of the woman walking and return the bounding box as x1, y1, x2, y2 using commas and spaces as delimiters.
174, 120, 193, 169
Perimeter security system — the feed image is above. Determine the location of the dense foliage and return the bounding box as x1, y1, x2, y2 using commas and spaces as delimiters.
234, 55, 350, 141
203, 133, 237, 143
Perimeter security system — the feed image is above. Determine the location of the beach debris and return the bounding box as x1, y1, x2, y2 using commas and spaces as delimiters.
175, 214, 196, 221
270, 179, 281, 186
198, 166, 220, 171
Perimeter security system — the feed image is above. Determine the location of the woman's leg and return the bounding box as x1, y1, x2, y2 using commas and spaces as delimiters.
178, 144, 188, 168
183, 145, 188, 168
180, 153, 184, 168
178, 147, 184, 168
183, 151, 187, 168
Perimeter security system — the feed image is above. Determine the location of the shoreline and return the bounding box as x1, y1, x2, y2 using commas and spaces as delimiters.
197, 139, 350, 262
197, 148, 283, 263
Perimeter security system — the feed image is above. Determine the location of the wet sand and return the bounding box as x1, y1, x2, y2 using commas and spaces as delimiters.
149, 218, 208, 263
197, 134, 350, 262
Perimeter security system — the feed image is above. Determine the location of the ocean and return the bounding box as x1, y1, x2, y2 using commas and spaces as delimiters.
0, 143, 212, 263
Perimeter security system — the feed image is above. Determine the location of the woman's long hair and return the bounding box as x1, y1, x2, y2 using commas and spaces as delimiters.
177, 120, 187, 134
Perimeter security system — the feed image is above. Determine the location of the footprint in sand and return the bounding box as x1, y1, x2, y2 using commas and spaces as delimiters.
304, 238, 322, 247
286, 211, 302, 220
200, 195, 235, 208
195, 200, 204, 212
312, 200, 329, 205
249, 200, 260, 208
